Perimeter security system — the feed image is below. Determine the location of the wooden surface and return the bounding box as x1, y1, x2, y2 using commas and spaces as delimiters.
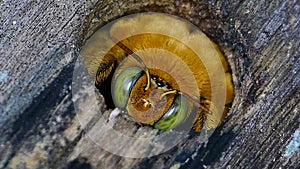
0, 0, 299, 169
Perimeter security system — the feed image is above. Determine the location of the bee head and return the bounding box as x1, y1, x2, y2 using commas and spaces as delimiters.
111, 54, 194, 130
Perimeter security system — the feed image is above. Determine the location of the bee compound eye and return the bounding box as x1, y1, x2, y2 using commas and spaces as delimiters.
154, 95, 190, 130
111, 67, 142, 108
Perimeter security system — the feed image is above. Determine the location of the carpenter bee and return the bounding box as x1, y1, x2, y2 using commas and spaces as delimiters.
81, 13, 234, 132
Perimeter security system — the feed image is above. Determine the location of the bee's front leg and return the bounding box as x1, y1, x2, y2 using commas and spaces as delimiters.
94, 56, 118, 108
95, 56, 117, 87
193, 99, 226, 132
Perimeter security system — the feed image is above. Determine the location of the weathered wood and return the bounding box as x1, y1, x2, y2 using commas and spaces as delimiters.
0, 0, 299, 169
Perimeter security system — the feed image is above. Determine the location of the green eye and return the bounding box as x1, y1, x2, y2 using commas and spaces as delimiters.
154, 95, 189, 130
112, 67, 142, 108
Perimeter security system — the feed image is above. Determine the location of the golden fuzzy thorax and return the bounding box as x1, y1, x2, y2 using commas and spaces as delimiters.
81, 13, 234, 132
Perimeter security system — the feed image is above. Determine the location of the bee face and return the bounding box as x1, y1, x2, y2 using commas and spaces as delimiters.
111, 50, 196, 130
81, 12, 234, 132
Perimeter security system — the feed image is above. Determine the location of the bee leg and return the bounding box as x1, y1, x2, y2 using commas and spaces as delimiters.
193, 99, 226, 132
95, 59, 116, 87
95, 59, 117, 109
193, 106, 207, 132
